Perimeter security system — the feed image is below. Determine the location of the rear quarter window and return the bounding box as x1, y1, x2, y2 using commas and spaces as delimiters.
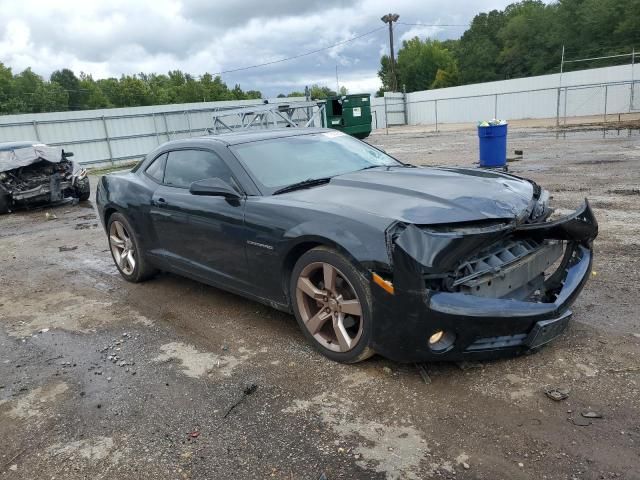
145, 153, 167, 182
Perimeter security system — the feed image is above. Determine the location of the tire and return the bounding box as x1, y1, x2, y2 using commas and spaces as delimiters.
75, 177, 91, 201
107, 212, 157, 283
0, 191, 10, 214
290, 246, 375, 363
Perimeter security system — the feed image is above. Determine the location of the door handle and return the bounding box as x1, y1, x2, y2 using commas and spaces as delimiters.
155, 197, 167, 207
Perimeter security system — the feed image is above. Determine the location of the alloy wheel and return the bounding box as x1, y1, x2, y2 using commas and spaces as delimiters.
109, 220, 136, 276
295, 262, 363, 352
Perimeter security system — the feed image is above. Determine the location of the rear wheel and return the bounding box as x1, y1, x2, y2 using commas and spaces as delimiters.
290, 247, 375, 363
107, 213, 157, 282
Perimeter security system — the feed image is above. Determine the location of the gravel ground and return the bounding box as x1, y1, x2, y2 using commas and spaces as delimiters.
1, 124, 639, 480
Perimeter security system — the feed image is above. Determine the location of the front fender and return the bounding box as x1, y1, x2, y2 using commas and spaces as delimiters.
284, 218, 390, 272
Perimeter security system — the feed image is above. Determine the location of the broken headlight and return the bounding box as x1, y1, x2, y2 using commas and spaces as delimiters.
529, 189, 551, 223
75, 168, 88, 180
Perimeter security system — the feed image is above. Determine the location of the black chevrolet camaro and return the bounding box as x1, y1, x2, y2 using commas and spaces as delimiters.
97, 128, 597, 363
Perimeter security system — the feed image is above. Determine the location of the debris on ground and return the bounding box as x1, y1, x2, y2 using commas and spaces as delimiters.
581, 411, 603, 419
58, 245, 78, 252
456, 361, 483, 371
223, 383, 258, 418
415, 363, 432, 384
606, 366, 640, 374
570, 416, 592, 427
45, 212, 57, 220
545, 386, 570, 401
188, 430, 200, 438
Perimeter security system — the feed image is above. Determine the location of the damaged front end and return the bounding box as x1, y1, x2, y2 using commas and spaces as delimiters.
0, 145, 89, 213
371, 198, 598, 362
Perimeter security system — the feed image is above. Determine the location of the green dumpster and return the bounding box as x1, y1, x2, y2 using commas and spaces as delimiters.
325, 94, 372, 139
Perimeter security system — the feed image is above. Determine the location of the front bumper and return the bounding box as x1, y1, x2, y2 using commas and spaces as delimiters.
370, 202, 597, 363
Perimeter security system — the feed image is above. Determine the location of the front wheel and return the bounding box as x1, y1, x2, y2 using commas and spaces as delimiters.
74, 177, 91, 201
290, 246, 375, 363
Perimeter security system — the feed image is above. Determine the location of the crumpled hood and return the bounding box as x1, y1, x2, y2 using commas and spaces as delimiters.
0, 146, 65, 173
278, 166, 535, 225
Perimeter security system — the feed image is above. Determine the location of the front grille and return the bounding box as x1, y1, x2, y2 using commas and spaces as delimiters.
453, 238, 542, 284
465, 333, 527, 351
450, 237, 564, 299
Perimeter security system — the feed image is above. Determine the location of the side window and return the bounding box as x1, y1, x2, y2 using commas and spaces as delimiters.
164, 149, 235, 189
145, 153, 167, 183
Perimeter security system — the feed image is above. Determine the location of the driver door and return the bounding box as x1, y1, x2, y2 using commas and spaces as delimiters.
149, 148, 249, 289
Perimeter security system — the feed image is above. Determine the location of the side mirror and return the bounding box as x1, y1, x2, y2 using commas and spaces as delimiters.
63, 150, 74, 158
189, 177, 241, 199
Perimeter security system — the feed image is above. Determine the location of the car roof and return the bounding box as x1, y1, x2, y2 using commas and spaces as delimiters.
0, 141, 43, 152
187, 128, 332, 147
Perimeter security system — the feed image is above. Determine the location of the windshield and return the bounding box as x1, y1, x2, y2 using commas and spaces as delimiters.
229, 131, 402, 194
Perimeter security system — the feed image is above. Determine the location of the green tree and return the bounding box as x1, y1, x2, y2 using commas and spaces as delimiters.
95, 78, 121, 106
309, 84, 335, 99
50, 68, 81, 109
118, 75, 152, 107
498, 1, 558, 77
0, 63, 16, 113
78, 73, 111, 109
455, 10, 507, 84
12, 68, 44, 112
31, 82, 69, 112
201, 74, 233, 101
377, 55, 394, 92
383, 37, 459, 92
378, 38, 458, 92
146, 73, 173, 104
178, 74, 205, 103
231, 84, 245, 100
245, 90, 262, 99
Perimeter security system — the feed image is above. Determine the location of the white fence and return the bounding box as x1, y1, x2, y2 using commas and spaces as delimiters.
0, 97, 309, 166
372, 63, 639, 129
0, 64, 637, 166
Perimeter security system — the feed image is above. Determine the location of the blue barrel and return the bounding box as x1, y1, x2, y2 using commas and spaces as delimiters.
478, 123, 508, 168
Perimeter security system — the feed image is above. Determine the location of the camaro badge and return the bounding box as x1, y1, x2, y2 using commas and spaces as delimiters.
247, 240, 274, 250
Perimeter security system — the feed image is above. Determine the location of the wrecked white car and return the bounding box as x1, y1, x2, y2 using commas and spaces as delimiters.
0, 141, 90, 214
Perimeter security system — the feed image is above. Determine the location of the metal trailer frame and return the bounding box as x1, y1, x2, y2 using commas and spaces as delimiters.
207, 101, 327, 134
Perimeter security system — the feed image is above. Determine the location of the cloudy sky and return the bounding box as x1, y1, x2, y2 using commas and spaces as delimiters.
0, 0, 518, 97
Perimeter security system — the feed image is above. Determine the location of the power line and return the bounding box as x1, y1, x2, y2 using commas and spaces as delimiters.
209, 26, 387, 76
397, 22, 469, 27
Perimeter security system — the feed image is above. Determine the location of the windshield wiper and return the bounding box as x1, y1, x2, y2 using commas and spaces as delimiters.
272, 177, 332, 195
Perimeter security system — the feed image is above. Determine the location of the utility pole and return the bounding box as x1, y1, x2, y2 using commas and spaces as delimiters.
335, 64, 339, 95
381, 13, 399, 92
556, 44, 565, 127
631, 47, 636, 111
